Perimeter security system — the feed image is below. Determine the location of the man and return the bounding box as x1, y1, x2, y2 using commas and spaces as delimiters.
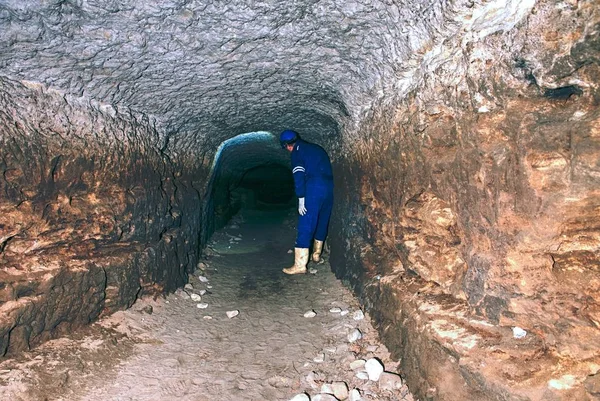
279, 130, 334, 275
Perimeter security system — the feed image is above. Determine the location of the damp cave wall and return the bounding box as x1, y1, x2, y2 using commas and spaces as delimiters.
0, 77, 209, 355
329, 1, 600, 400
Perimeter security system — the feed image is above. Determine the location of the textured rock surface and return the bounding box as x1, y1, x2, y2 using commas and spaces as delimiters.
0, 77, 206, 355
331, 1, 600, 400
0, 0, 598, 400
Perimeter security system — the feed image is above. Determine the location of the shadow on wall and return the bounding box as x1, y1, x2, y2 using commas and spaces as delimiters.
203, 131, 294, 238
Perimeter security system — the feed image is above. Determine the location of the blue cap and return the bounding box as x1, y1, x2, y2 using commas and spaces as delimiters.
279, 130, 299, 148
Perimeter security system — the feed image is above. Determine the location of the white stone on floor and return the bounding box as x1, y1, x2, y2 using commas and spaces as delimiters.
226, 310, 239, 318
289, 394, 310, 401
190, 293, 202, 302
348, 328, 362, 342
349, 388, 362, 401
198, 275, 209, 283
329, 307, 342, 313
196, 303, 209, 309
304, 310, 317, 318
365, 358, 384, 381
353, 310, 365, 320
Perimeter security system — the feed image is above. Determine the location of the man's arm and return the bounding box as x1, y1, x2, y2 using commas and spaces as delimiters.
291, 150, 307, 215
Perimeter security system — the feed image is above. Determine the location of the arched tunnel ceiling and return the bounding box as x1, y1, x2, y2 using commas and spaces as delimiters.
212, 131, 290, 180
0, 0, 534, 151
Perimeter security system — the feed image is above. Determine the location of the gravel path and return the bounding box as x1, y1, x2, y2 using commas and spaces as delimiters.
0, 208, 414, 401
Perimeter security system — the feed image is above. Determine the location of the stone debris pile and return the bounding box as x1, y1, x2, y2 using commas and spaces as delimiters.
285, 303, 413, 401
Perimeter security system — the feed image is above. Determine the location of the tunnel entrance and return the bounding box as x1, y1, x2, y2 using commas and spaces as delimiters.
205, 131, 295, 234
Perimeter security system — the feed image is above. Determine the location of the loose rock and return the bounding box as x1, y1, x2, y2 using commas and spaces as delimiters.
349, 388, 361, 401
226, 310, 239, 318
198, 275, 209, 283
184, 283, 194, 290
378, 372, 403, 391
350, 359, 366, 370
289, 394, 310, 401
365, 358, 384, 381
196, 303, 209, 309
347, 329, 362, 343
512, 327, 527, 339
321, 381, 348, 400
329, 307, 342, 313
353, 310, 364, 321
190, 293, 202, 302
304, 310, 317, 318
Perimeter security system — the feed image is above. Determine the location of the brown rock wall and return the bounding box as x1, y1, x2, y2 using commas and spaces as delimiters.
331, 1, 600, 399
0, 77, 208, 356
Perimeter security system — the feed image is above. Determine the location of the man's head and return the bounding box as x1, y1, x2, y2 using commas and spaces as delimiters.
279, 130, 299, 152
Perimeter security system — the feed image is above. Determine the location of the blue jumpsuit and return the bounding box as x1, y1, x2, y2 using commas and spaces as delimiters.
290, 139, 334, 248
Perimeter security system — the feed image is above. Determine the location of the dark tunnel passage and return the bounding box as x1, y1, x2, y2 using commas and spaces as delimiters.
236, 164, 295, 207
204, 131, 297, 235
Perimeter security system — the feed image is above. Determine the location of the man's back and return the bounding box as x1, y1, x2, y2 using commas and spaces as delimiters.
291, 139, 333, 182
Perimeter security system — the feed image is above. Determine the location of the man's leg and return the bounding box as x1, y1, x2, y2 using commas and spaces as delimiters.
312, 188, 333, 263
283, 195, 319, 275
314, 188, 333, 242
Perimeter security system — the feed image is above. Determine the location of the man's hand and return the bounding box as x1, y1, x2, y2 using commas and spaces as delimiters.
298, 197, 307, 216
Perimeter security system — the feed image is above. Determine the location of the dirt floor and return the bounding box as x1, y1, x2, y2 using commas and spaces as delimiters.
0, 207, 415, 401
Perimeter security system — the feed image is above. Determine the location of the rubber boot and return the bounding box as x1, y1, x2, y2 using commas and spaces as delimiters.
283, 248, 309, 275
312, 239, 324, 263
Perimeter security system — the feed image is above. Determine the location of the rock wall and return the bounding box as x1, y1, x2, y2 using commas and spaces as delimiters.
330, 1, 600, 400
0, 77, 207, 356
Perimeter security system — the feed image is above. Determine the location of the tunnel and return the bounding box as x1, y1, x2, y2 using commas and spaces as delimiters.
0, 0, 599, 400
